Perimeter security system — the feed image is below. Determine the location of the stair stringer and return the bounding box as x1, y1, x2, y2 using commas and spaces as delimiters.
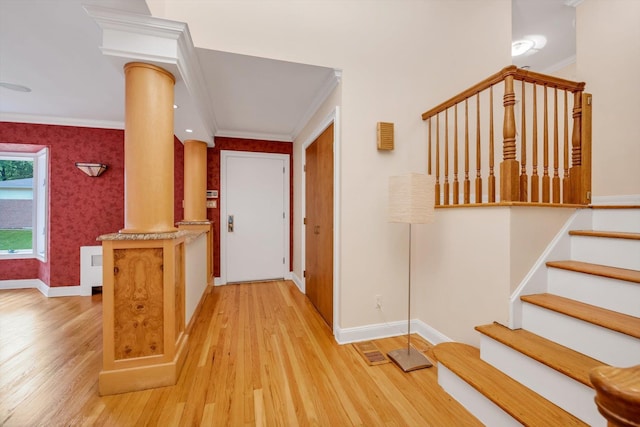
509, 208, 592, 329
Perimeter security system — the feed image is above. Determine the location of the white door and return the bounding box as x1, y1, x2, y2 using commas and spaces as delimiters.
221, 151, 289, 283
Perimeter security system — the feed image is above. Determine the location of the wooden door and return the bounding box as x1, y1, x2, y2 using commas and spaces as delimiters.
305, 123, 334, 327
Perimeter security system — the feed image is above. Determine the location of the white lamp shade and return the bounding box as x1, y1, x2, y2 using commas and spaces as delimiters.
389, 173, 436, 224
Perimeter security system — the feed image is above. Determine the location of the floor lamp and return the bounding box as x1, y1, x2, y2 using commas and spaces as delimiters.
387, 173, 436, 372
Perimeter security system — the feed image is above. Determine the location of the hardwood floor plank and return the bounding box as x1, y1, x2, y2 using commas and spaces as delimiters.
0, 281, 480, 426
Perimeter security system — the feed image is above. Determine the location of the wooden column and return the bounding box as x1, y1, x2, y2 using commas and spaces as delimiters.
121, 62, 177, 234
183, 140, 208, 221
179, 139, 213, 284
99, 62, 188, 395
501, 73, 520, 202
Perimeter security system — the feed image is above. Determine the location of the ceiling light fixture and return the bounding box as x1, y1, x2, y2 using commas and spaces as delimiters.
511, 39, 535, 57
185, 129, 193, 133
0, 82, 32, 92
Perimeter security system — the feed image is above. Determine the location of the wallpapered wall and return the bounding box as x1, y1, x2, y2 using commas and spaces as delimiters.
0, 122, 185, 288
207, 137, 294, 278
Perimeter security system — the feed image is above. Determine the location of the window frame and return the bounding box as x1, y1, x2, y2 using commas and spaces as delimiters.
0, 148, 48, 261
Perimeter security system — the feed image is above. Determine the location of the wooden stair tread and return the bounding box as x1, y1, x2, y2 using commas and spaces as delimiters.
546, 260, 640, 284
475, 322, 605, 387
434, 342, 588, 427
589, 205, 640, 209
521, 293, 640, 339
569, 230, 640, 240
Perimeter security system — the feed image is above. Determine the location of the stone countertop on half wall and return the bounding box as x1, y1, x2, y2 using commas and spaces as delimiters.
97, 230, 193, 241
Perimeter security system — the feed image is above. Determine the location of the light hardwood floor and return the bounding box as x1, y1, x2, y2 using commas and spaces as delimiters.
0, 281, 480, 426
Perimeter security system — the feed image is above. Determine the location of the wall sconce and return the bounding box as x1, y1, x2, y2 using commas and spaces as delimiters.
75, 162, 108, 177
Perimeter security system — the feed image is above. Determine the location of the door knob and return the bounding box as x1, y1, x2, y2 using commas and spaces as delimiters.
314, 225, 320, 235
228, 215, 234, 232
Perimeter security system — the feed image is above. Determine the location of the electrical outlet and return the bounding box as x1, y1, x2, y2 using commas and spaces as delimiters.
375, 295, 382, 310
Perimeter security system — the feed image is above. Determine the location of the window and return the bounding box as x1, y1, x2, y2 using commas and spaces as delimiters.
0, 149, 48, 261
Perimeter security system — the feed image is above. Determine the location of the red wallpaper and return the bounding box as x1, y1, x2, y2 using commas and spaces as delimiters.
174, 136, 185, 224
207, 137, 294, 278
0, 122, 186, 288
0, 122, 125, 287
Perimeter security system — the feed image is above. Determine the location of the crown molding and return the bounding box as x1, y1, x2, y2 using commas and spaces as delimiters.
290, 69, 342, 140
83, 5, 216, 146
214, 128, 294, 143
0, 113, 123, 130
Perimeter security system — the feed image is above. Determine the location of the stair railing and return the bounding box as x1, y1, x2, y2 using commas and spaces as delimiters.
422, 65, 592, 206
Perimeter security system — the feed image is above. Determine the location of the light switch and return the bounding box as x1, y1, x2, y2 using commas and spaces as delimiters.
206, 200, 217, 208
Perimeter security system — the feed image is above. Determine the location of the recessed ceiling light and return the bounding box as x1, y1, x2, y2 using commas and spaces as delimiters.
173, 104, 179, 109
185, 129, 193, 133
0, 82, 32, 92
511, 39, 535, 57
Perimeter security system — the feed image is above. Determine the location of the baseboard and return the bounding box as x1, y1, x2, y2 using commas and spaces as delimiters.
0, 279, 44, 290
591, 194, 640, 205
335, 319, 452, 346
290, 271, 305, 293
214, 277, 224, 286
0, 279, 88, 297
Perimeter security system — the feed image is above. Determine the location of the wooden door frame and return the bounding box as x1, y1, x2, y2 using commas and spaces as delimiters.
301, 107, 341, 336
219, 150, 291, 285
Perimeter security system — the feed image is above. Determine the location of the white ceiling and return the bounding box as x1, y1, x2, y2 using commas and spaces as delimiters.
0, 0, 576, 145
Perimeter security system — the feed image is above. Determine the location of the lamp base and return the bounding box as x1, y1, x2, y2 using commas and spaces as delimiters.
387, 347, 432, 372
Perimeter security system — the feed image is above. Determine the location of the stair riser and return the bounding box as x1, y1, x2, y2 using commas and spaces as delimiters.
592, 209, 640, 233
571, 236, 640, 270
480, 336, 605, 426
522, 303, 640, 367
437, 364, 522, 427
547, 268, 640, 317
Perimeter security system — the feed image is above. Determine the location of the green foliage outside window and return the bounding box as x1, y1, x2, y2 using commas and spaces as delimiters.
0, 160, 33, 181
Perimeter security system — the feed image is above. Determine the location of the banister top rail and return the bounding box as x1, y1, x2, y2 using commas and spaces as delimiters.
421, 65, 586, 121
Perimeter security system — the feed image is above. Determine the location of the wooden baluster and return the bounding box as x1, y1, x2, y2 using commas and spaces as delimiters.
570, 90, 584, 204
501, 73, 519, 202
453, 104, 459, 205
488, 85, 495, 203
464, 98, 470, 204
531, 83, 539, 202
475, 92, 482, 203
435, 113, 441, 206
542, 84, 550, 203
520, 80, 528, 202
590, 364, 640, 427
562, 90, 570, 203
553, 87, 560, 203
444, 108, 450, 205
428, 118, 432, 176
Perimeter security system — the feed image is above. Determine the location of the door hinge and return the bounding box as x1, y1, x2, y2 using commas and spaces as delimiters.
283, 212, 285, 219
303, 270, 306, 278
303, 217, 306, 225
283, 257, 285, 264
304, 165, 306, 172
283, 167, 285, 173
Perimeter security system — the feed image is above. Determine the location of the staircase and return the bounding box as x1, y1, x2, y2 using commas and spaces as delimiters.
434, 206, 640, 426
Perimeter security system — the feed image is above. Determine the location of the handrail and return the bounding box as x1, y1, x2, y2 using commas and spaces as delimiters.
421, 65, 591, 206
421, 66, 585, 120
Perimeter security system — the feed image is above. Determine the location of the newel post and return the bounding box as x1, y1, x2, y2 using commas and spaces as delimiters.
569, 89, 591, 204
590, 364, 640, 427
501, 73, 520, 202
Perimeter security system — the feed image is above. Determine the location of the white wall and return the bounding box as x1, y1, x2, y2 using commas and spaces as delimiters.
149, 1, 511, 334
577, 0, 640, 199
